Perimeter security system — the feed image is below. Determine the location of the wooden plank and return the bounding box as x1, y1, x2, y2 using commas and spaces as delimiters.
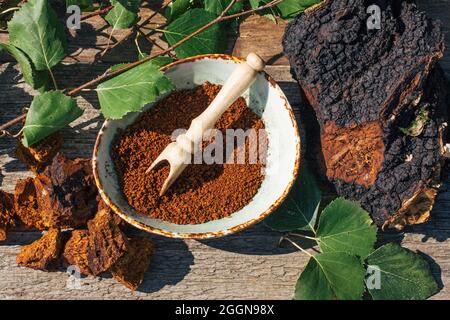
0, 0, 450, 300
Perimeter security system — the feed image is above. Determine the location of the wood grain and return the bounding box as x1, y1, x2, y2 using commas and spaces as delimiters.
0, 0, 449, 300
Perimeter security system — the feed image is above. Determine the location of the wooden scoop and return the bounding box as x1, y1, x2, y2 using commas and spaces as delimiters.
146, 52, 266, 196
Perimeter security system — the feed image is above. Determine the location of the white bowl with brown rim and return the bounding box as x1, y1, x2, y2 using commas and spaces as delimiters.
93, 54, 301, 239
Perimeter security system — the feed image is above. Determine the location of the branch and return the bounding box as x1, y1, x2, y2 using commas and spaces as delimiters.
223, 0, 284, 21
0, 0, 282, 132
0, 113, 26, 132
97, 1, 172, 59
80, 5, 113, 21
68, 0, 241, 95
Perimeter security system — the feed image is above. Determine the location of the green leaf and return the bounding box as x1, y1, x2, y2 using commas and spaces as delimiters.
105, 0, 140, 29
264, 164, 321, 232
367, 243, 438, 300
96, 61, 174, 119
163, 8, 226, 58
204, 0, 243, 16
8, 0, 67, 71
22, 91, 83, 147
165, 0, 191, 23
0, 43, 48, 90
66, 0, 95, 11
315, 198, 377, 259
276, 0, 321, 20
295, 252, 366, 300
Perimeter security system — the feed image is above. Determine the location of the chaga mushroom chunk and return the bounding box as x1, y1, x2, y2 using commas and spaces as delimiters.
0, 190, 15, 241
87, 209, 129, 275
320, 121, 385, 188
16, 229, 63, 271
283, 0, 449, 227
16, 132, 63, 173
34, 153, 98, 229
111, 237, 155, 291
63, 230, 92, 276
14, 177, 46, 230
283, 0, 443, 127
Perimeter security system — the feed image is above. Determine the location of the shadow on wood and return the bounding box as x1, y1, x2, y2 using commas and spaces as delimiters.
198, 223, 314, 255
138, 237, 194, 293
418, 250, 444, 293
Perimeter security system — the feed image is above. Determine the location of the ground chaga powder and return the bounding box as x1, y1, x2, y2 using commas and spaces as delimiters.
113, 82, 266, 225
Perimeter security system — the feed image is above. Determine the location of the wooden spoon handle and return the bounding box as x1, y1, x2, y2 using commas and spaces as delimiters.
177, 53, 265, 152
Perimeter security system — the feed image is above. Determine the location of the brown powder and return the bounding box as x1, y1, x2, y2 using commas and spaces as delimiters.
113, 83, 266, 225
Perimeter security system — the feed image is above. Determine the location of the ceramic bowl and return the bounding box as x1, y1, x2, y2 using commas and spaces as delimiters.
93, 54, 301, 239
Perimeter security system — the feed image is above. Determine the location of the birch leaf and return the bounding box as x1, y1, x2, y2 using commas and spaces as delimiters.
105, 0, 140, 29
0, 43, 48, 90
295, 252, 365, 300
367, 243, 438, 300
22, 91, 83, 147
96, 61, 174, 119
8, 0, 66, 71
316, 198, 377, 259
163, 9, 226, 58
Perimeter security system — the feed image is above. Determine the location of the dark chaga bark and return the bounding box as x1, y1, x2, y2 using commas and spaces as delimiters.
34, 153, 99, 229
283, 0, 450, 227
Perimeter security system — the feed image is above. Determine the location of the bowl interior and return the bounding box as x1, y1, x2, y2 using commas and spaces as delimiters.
94, 56, 300, 238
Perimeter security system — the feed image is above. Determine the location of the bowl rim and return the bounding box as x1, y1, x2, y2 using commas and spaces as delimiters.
92, 53, 301, 239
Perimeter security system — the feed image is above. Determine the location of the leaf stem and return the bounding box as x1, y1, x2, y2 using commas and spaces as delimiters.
282, 236, 314, 258
0, 6, 20, 16
288, 233, 318, 242
134, 31, 145, 57
48, 68, 58, 90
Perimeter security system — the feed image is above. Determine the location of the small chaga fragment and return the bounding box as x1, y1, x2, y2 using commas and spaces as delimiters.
16, 132, 63, 173
0, 190, 15, 241
34, 153, 98, 229
62, 230, 92, 276
16, 229, 63, 271
14, 178, 46, 230
87, 209, 128, 275
111, 237, 154, 291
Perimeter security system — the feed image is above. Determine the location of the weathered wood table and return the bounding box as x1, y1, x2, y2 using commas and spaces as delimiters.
1, 0, 449, 299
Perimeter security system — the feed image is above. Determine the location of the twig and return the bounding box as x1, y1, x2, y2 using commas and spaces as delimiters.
0, 0, 281, 131
136, 26, 177, 58
0, 113, 26, 131
80, 5, 113, 21
223, 0, 284, 21
98, 1, 172, 58
69, 0, 240, 95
